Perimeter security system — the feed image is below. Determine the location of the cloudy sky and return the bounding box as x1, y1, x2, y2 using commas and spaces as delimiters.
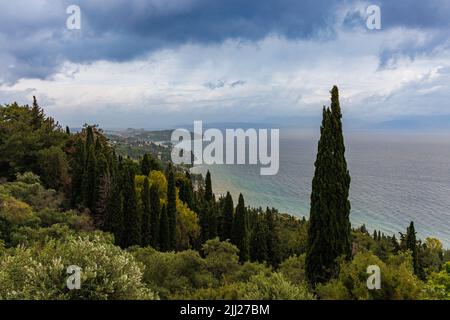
1, 0, 450, 128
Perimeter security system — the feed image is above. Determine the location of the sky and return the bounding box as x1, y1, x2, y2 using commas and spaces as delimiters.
0, 0, 450, 129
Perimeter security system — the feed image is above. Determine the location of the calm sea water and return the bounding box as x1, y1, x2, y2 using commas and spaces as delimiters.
191, 129, 450, 248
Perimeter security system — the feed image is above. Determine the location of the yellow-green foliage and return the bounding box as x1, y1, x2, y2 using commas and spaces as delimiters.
317, 251, 425, 300
0, 235, 157, 300
425, 262, 450, 300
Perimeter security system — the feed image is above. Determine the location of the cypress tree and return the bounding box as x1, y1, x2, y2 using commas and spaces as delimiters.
94, 152, 110, 227
306, 86, 352, 286
71, 137, 86, 206
222, 192, 234, 241
31, 96, 44, 130
141, 154, 152, 176
405, 221, 419, 276
82, 144, 97, 211
159, 204, 170, 251
141, 177, 152, 246
206, 202, 218, 239
250, 217, 268, 262
178, 171, 194, 210
265, 207, 280, 266
65, 126, 71, 135
122, 164, 141, 247
231, 193, 249, 261
105, 178, 124, 246
167, 164, 177, 250
149, 183, 160, 248
205, 170, 214, 202
86, 126, 95, 148
391, 234, 400, 253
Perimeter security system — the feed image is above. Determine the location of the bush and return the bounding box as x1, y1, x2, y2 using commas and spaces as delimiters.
0, 235, 156, 300
317, 251, 424, 300
132, 247, 213, 299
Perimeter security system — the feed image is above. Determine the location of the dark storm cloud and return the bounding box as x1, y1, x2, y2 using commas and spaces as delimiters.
0, 0, 449, 83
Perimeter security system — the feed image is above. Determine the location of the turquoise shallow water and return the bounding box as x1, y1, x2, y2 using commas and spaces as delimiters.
191, 129, 450, 248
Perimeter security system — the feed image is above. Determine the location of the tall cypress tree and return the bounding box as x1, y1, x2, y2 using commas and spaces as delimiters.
231, 193, 249, 261
178, 171, 194, 210
250, 216, 268, 262
167, 164, 177, 250
141, 154, 152, 176
265, 207, 280, 267
159, 204, 170, 251
205, 170, 214, 202
405, 221, 419, 276
149, 183, 160, 248
71, 137, 86, 206
122, 164, 141, 247
31, 96, 44, 130
306, 86, 351, 286
94, 152, 111, 227
222, 192, 234, 241
82, 144, 97, 211
141, 177, 152, 246
105, 177, 124, 246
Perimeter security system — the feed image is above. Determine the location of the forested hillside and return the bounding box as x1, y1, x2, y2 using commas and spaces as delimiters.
0, 93, 449, 300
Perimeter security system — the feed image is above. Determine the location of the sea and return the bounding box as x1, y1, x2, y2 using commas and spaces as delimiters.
191, 128, 450, 248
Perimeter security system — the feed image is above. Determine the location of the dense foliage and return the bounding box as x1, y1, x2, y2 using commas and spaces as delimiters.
0, 92, 449, 300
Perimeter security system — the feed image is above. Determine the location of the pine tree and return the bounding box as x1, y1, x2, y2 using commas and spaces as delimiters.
167, 164, 177, 250
149, 183, 160, 248
122, 164, 141, 247
141, 177, 152, 246
159, 204, 170, 251
205, 170, 214, 202
231, 193, 249, 261
222, 192, 234, 241
306, 86, 352, 286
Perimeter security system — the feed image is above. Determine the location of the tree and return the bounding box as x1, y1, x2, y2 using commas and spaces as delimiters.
122, 164, 141, 247
30, 96, 44, 130
105, 176, 124, 245
205, 170, 214, 202
149, 183, 160, 249
82, 144, 97, 211
141, 177, 152, 246
166, 164, 177, 250
177, 171, 194, 210
159, 204, 170, 251
250, 217, 268, 262
405, 221, 420, 277
231, 194, 249, 262
222, 192, 234, 241
306, 86, 352, 286
265, 208, 281, 266
141, 154, 152, 176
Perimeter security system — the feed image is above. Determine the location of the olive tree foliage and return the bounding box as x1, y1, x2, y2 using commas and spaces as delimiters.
0, 235, 157, 300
